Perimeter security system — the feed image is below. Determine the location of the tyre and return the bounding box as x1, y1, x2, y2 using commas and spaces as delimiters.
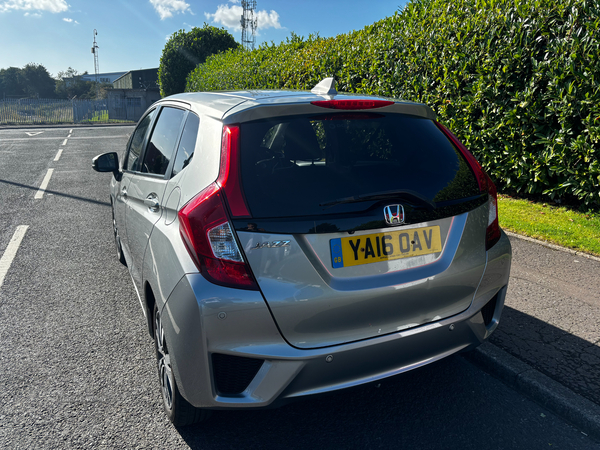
111, 203, 126, 266
153, 304, 210, 426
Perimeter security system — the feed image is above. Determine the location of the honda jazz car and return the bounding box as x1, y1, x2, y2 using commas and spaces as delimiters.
92, 78, 512, 425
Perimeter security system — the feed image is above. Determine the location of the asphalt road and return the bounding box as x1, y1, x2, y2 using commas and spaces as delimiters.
0, 126, 598, 449
491, 235, 600, 406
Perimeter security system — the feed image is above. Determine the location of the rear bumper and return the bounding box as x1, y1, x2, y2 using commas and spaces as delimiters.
161, 231, 511, 409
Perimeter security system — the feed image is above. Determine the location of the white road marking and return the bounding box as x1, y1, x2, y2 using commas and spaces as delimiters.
26, 132, 43, 136
54, 149, 63, 161
0, 226, 29, 288
0, 136, 129, 142
34, 169, 54, 199
62, 139, 68, 146
69, 129, 73, 133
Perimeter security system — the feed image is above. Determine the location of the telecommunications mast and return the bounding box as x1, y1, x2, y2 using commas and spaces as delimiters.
91, 29, 100, 98
240, 0, 257, 50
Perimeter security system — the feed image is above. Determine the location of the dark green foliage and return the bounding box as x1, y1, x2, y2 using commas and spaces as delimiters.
186, 0, 600, 206
0, 64, 55, 98
158, 24, 239, 97
22, 63, 56, 98
54, 67, 101, 99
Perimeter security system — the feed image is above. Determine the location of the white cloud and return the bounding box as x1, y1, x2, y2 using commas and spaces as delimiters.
149, 0, 191, 20
62, 16, 70, 21
256, 9, 281, 30
205, 3, 281, 32
24, 11, 41, 16
204, 4, 242, 30
0, 0, 68, 13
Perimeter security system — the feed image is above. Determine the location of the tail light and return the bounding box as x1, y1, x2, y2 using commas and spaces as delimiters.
178, 125, 258, 290
436, 122, 501, 250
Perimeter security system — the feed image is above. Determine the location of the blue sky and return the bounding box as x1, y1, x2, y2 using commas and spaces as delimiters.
0, 0, 407, 78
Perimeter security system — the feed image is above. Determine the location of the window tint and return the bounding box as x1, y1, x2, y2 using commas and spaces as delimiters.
125, 108, 156, 172
142, 106, 186, 176
172, 112, 199, 177
240, 113, 480, 218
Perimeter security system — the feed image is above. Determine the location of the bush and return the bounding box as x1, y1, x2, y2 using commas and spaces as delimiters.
158, 24, 239, 97
186, 0, 600, 206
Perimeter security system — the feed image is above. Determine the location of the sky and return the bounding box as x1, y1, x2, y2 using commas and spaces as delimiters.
0, 0, 407, 78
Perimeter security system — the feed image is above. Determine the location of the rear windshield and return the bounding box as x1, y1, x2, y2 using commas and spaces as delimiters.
239, 113, 479, 218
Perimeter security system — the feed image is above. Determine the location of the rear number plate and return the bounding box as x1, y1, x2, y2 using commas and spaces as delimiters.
330, 226, 442, 268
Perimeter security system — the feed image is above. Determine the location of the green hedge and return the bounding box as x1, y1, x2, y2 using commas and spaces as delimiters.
186, 0, 600, 206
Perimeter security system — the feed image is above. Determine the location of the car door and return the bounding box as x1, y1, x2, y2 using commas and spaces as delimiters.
115, 108, 158, 266
125, 105, 188, 294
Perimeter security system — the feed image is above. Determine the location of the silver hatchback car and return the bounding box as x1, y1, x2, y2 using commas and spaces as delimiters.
93, 78, 511, 426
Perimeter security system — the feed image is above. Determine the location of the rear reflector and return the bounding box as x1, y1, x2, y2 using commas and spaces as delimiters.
311, 100, 394, 110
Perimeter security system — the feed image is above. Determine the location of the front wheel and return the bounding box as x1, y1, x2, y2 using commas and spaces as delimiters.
154, 304, 210, 426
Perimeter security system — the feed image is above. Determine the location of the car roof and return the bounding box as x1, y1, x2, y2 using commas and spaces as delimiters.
161, 86, 437, 122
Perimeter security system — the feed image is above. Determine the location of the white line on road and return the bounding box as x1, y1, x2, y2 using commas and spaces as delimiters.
34, 169, 54, 199
69, 129, 73, 133
0, 136, 129, 142
62, 139, 68, 146
54, 149, 63, 161
0, 226, 29, 289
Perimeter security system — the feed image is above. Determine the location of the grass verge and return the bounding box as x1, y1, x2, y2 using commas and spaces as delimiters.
498, 195, 600, 256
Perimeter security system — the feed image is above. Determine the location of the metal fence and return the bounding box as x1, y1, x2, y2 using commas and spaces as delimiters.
0, 98, 135, 125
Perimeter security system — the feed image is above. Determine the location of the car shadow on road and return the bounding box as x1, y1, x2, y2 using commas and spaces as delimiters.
489, 305, 600, 406
0, 178, 110, 207
174, 343, 597, 449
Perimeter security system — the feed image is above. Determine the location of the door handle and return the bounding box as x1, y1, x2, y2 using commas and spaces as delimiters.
121, 187, 127, 200
144, 194, 160, 212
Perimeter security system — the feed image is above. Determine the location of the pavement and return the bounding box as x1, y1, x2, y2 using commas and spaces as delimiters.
464, 231, 600, 440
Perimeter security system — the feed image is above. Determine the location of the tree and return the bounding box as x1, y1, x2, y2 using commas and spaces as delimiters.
0, 67, 25, 98
0, 64, 56, 98
55, 67, 97, 99
22, 63, 56, 98
158, 24, 239, 97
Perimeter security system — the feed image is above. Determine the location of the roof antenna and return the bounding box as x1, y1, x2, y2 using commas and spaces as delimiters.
311, 77, 337, 96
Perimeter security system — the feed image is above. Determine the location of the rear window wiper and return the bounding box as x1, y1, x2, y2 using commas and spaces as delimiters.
320, 190, 436, 210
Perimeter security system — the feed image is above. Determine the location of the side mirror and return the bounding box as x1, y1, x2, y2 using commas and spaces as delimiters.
92, 152, 120, 177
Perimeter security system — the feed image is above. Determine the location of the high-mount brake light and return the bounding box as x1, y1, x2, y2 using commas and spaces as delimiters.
177, 123, 258, 290
312, 113, 384, 121
436, 122, 501, 250
311, 100, 394, 110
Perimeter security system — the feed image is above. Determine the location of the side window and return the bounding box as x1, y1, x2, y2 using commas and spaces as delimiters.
141, 107, 186, 176
125, 109, 156, 172
172, 113, 199, 177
